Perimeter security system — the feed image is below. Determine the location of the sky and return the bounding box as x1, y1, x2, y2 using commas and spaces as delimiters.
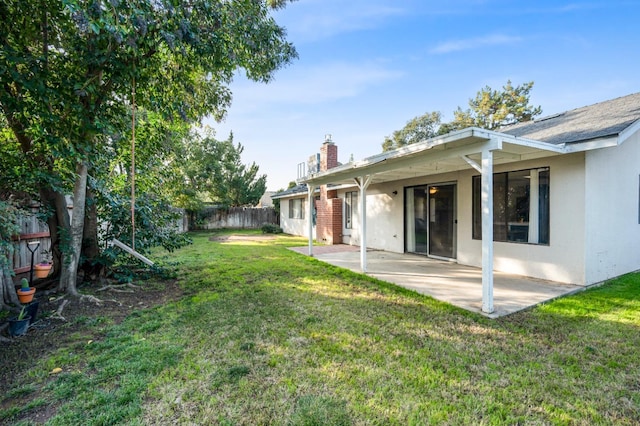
204, 0, 640, 191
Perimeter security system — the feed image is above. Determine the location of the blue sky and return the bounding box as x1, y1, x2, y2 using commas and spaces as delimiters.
205, 0, 640, 190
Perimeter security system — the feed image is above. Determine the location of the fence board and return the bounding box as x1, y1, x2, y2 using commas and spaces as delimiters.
194, 207, 278, 230
11, 214, 52, 276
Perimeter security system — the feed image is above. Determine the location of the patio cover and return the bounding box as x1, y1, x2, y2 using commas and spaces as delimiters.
300, 127, 568, 314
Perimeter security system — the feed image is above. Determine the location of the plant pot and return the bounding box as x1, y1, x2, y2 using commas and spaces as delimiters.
25, 301, 39, 325
34, 263, 52, 279
9, 316, 31, 337
17, 287, 35, 304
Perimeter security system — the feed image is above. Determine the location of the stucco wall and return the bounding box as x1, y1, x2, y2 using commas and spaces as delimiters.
339, 182, 405, 252
459, 153, 587, 285
279, 195, 315, 239
584, 132, 640, 284
338, 154, 588, 285
288, 149, 600, 285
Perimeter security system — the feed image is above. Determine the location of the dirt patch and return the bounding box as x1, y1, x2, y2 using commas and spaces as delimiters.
209, 234, 277, 242
0, 278, 184, 419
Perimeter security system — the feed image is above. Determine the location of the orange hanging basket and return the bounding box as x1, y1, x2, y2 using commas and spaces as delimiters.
17, 287, 35, 304
34, 263, 52, 279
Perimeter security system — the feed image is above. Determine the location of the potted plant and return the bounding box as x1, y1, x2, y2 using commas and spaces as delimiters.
8, 305, 31, 337
34, 261, 52, 279
17, 278, 35, 304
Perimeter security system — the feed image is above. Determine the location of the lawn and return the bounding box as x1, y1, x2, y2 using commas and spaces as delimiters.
2, 230, 639, 425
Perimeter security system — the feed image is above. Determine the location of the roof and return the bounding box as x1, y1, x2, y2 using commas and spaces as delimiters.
299, 92, 640, 188
271, 184, 308, 199
301, 127, 564, 187
502, 92, 640, 145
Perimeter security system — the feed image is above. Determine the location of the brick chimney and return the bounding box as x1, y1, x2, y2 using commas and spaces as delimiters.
319, 134, 338, 172
316, 134, 342, 245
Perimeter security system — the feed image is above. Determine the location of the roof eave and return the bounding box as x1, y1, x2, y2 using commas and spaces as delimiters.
300, 127, 565, 186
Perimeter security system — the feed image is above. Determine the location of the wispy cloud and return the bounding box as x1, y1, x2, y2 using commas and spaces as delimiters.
230, 62, 404, 108
430, 34, 523, 54
276, 0, 406, 42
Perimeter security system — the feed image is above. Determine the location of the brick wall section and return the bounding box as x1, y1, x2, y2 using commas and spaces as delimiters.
316, 141, 343, 244
320, 142, 338, 172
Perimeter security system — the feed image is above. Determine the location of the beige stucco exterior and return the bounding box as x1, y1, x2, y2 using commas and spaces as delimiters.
278, 126, 640, 288
584, 130, 640, 284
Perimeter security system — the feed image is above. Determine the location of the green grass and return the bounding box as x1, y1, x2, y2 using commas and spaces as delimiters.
2, 229, 640, 425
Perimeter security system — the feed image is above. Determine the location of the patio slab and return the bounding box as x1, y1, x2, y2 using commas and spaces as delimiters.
290, 246, 584, 318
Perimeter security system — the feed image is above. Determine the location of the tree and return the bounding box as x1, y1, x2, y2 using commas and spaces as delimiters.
174, 132, 267, 208
444, 80, 542, 132
382, 81, 542, 151
382, 112, 442, 152
210, 136, 267, 208
0, 1, 297, 295
0, 200, 21, 310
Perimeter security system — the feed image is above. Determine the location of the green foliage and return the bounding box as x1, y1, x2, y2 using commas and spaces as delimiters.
0, 0, 297, 287
382, 81, 542, 151
20, 278, 29, 290
444, 80, 542, 132
17, 305, 28, 321
171, 131, 267, 208
382, 111, 442, 151
261, 223, 283, 234
0, 200, 20, 271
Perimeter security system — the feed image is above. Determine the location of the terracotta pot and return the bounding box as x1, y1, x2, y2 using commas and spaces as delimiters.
17, 287, 35, 304
34, 263, 52, 279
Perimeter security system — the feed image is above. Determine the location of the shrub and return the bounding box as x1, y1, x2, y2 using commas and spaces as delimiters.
261, 223, 283, 234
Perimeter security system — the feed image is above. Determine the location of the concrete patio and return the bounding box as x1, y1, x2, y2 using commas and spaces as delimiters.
290, 245, 584, 318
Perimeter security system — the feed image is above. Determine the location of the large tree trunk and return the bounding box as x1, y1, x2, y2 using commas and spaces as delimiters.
1, 261, 20, 308
81, 183, 103, 278
57, 162, 88, 296
39, 186, 70, 281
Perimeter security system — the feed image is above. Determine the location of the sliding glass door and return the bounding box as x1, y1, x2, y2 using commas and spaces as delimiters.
427, 184, 456, 259
405, 184, 457, 259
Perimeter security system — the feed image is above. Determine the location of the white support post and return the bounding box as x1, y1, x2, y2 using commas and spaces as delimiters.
307, 185, 316, 256
481, 148, 494, 314
354, 175, 372, 272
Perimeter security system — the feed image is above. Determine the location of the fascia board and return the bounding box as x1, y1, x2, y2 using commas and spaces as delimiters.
562, 137, 619, 153
618, 118, 640, 145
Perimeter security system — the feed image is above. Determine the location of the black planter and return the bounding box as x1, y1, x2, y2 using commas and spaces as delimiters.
25, 301, 39, 325
8, 316, 31, 337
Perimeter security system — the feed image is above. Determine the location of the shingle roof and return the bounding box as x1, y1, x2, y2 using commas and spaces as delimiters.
271, 184, 308, 199
502, 92, 640, 145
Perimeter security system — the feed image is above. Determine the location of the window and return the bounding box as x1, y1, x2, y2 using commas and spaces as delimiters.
344, 191, 358, 229
288, 198, 306, 219
472, 167, 550, 244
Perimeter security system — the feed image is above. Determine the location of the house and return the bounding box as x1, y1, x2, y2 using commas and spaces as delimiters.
256, 191, 276, 208
272, 93, 640, 313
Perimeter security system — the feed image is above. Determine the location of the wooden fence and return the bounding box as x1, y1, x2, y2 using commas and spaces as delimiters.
193, 207, 279, 230
11, 213, 52, 276
8, 206, 275, 274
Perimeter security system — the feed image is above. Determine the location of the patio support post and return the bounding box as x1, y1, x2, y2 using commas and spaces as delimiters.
307, 184, 316, 256
354, 175, 372, 272
481, 146, 494, 314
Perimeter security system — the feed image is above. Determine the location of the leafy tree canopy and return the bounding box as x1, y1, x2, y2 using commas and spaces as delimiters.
0, 0, 297, 295
382, 111, 442, 152
382, 81, 542, 151
170, 131, 267, 209
447, 80, 542, 132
